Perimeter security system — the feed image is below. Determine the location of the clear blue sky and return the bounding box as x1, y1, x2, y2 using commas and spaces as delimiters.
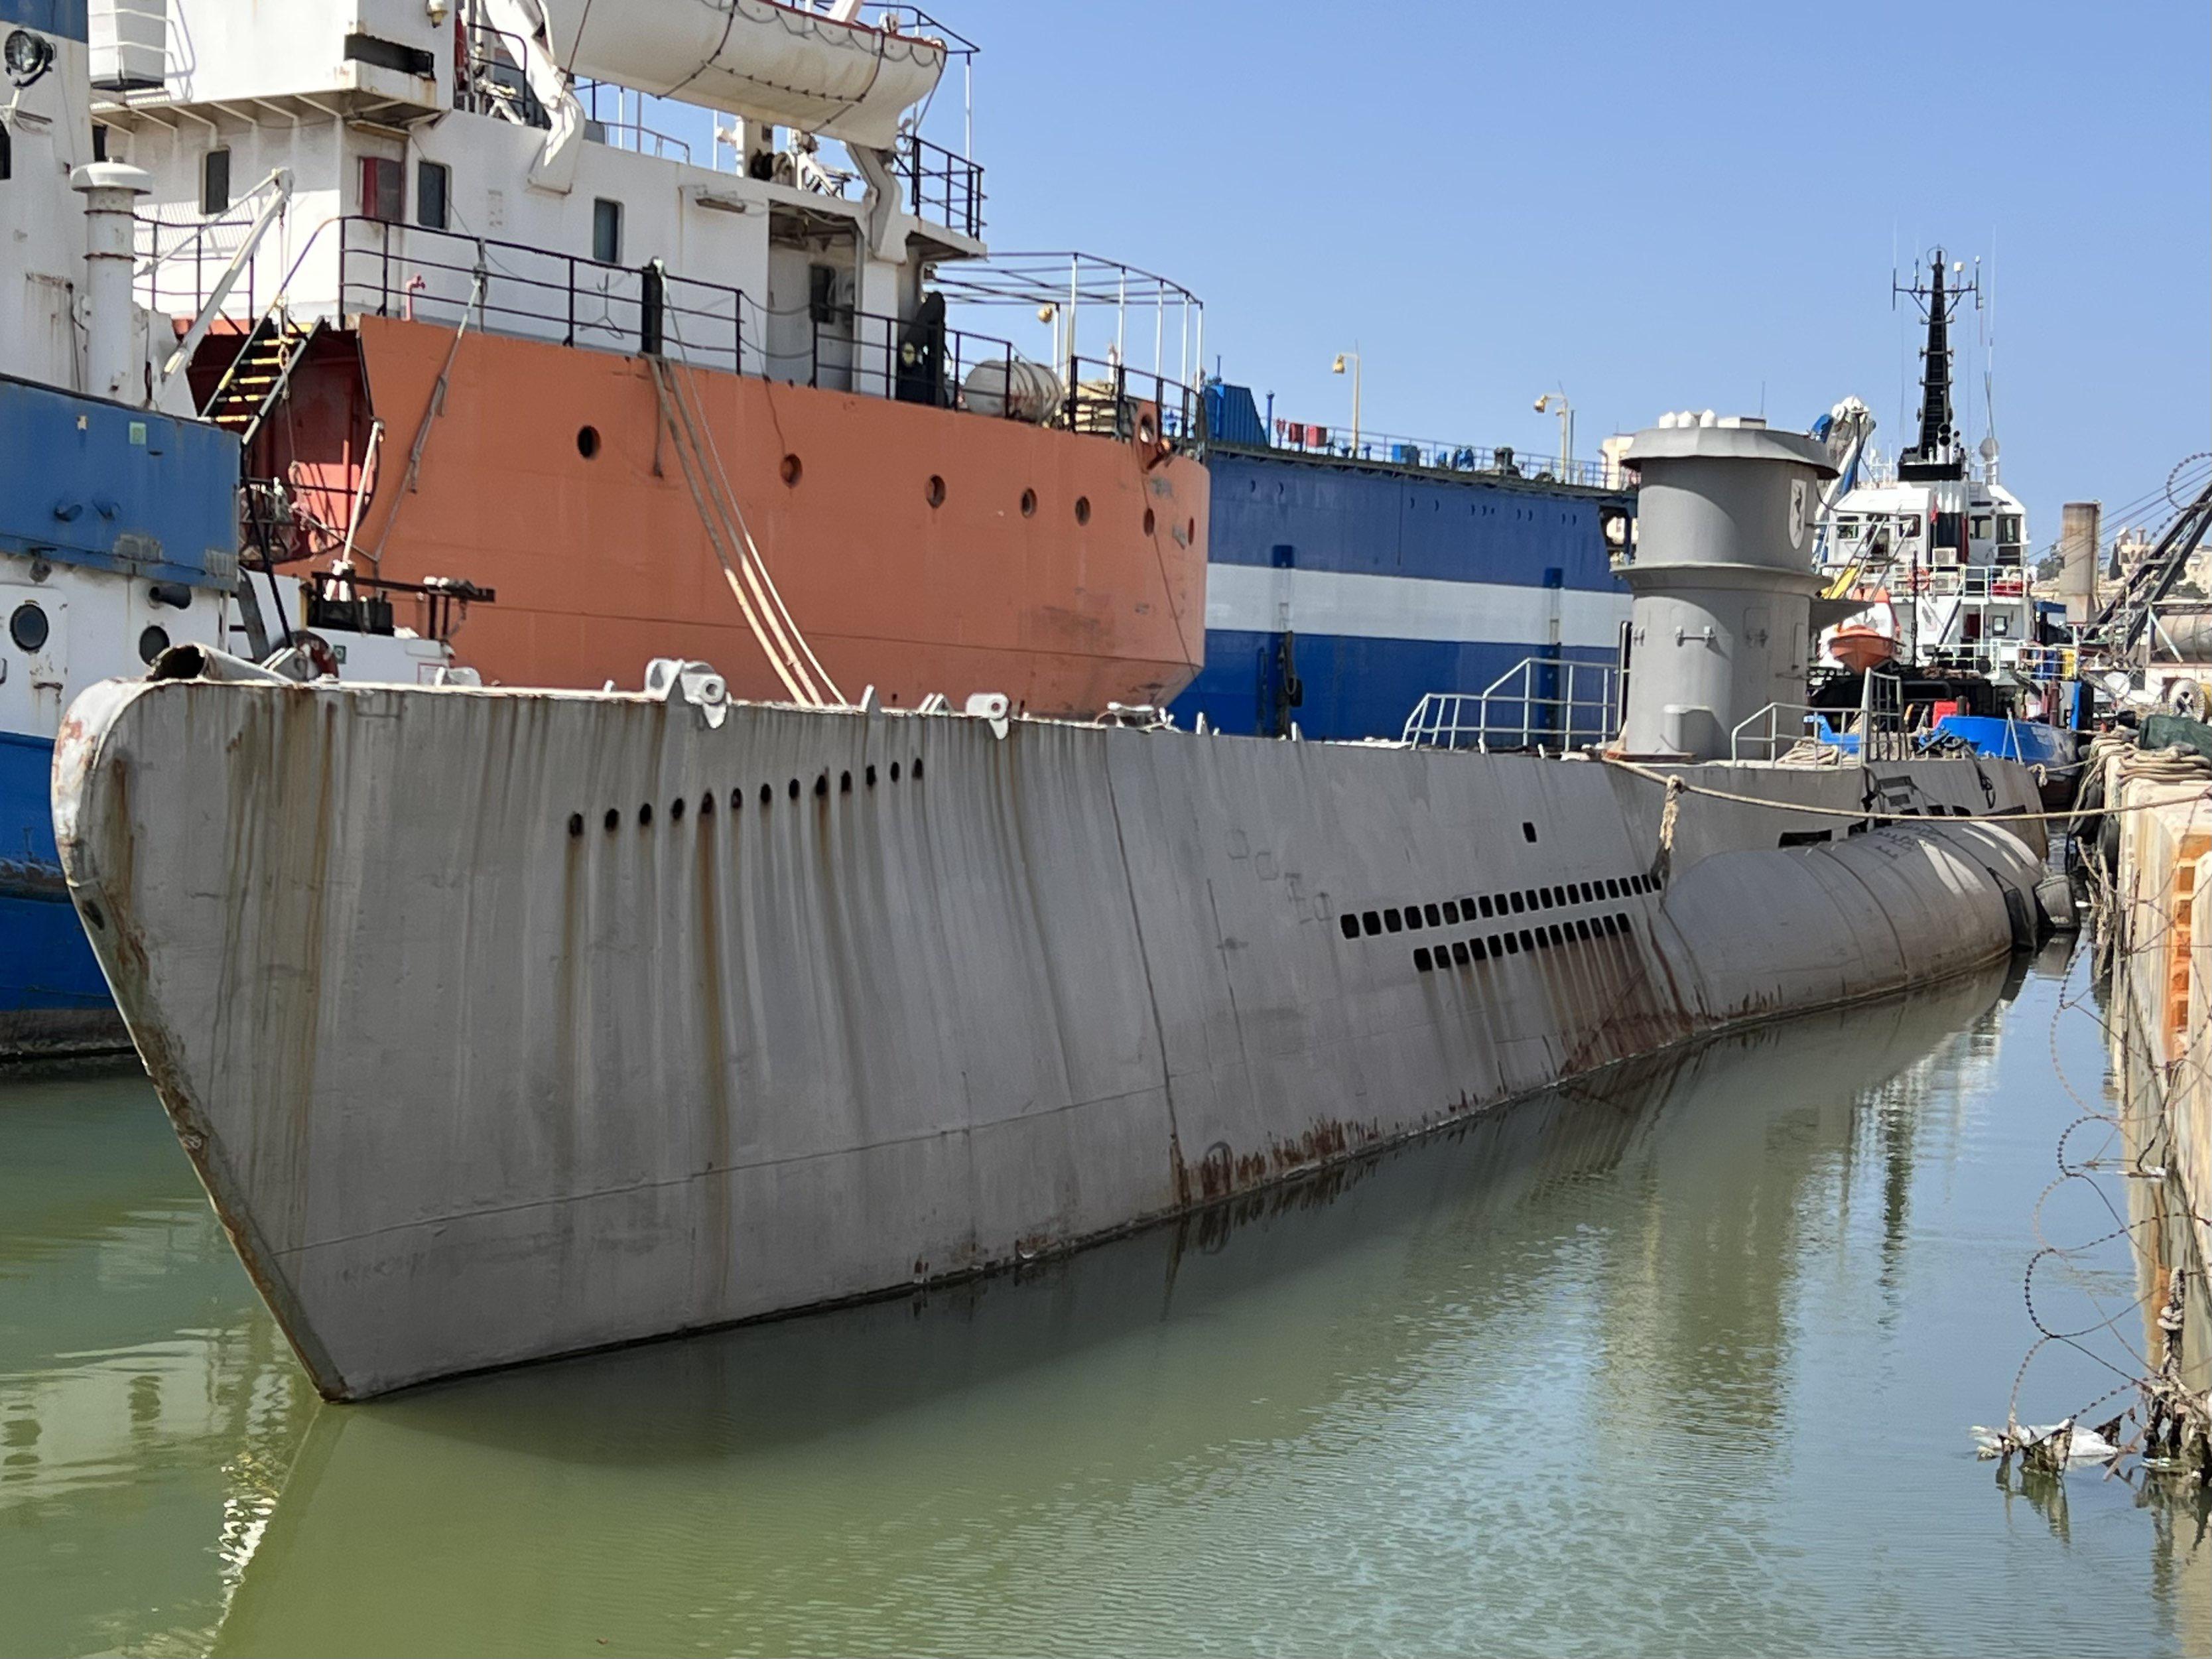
933, 0, 2207, 549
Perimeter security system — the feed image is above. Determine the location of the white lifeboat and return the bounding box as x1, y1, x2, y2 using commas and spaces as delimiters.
545, 0, 947, 151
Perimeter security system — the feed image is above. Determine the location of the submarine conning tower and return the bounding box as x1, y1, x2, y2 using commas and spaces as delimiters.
1611, 415, 1837, 763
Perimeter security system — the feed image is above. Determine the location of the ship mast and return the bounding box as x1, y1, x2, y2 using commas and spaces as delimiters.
1895, 249, 1975, 483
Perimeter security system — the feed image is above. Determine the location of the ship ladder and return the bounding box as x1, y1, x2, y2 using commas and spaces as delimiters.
202, 312, 324, 447
648, 356, 844, 708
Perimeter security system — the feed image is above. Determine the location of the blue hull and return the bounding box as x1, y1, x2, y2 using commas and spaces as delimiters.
0, 732, 125, 1058
0, 373, 238, 1060
1179, 631, 1619, 744
1169, 444, 1632, 740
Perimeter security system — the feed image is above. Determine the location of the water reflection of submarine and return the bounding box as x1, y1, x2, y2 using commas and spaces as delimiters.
212, 972, 2008, 1653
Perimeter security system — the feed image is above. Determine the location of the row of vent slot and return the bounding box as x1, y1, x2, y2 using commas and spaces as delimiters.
1413, 911, 1637, 973
1339, 872, 1661, 941
568, 758, 925, 835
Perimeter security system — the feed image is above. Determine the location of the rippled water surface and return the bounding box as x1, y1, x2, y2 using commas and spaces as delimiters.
2, 947, 2205, 1657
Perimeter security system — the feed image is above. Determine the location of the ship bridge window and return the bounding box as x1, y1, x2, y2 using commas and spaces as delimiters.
1998, 513, 2024, 545
360, 155, 403, 224
593, 198, 623, 265
1836, 517, 1860, 541
1971, 514, 1993, 541
202, 148, 231, 215
417, 160, 450, 231
1898, 513, 1923, 540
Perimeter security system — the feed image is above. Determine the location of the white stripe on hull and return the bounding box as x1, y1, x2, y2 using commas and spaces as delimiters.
1204, 563, 1632, 647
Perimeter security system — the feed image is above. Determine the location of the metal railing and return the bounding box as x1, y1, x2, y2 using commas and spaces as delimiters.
1731, 669, 1908, 762
338, 219, 751, 373
1403, 659, 1622, 753
139, 216, 1203, 448
897, 133, 984, 239
137, 200, 275, 326
460, 24, 550, 127
1262, 423, 1616, 490
1064, 357, 1205, 446
780, 303, 1021, 411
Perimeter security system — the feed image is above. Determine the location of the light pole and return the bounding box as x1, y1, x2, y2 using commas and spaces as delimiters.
1535, 391, 1574, 480
1333, 349, 1361, 454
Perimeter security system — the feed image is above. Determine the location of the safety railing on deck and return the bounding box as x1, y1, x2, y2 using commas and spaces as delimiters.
897, 135, 984, 239
1064, 356, 1205, 446
1265, 423, 1615, 490
137, 201, 271, 325
1403, 659, 1622, 753
460, 24, 550, 127
787, 304, 1021, 411
340, 218, 750, 373
153, 217, 1198, 444
1731, 669, 1908, 762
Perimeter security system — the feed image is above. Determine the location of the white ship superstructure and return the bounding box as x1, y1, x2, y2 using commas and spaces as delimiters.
1814, 252, 2047, 681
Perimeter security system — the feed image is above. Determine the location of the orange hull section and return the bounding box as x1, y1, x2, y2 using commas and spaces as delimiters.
345, 316, 1208, 713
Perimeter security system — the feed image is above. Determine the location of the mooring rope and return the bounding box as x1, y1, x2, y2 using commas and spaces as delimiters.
1594, 752, 2208, 826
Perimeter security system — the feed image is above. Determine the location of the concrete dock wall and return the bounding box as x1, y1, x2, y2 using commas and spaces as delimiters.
2109, 775, 2212, 1298
56, 679, 2045, 1398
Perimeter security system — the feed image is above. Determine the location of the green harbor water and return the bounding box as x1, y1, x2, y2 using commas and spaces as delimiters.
1, 945, 2205, 1658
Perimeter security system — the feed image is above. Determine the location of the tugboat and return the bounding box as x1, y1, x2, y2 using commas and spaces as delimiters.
1808, 251, 2082, 786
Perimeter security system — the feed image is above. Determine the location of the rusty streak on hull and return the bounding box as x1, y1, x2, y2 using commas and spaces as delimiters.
54, 676, 2048, 1399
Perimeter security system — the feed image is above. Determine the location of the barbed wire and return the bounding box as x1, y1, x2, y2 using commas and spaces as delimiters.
1988, 783, 2212, 1492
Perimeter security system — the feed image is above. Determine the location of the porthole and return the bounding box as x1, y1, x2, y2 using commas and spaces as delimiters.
671, 798, 686, 821
1143, 507, 1156, 535
891, 762, 901, 782
9, 602, 48, 653
576, 425, 602, 460
1187, 517, 1196, 543
568, 813, 585, 838
926, 474, 946, 508
1413, 947, 1433, 972
700, 793, 714, 817
137, 624, 170, 663
913, 757, 923, 780
789, 779, 801, 799
840, 771, 852, 794
760, 783, 773, 807
1340, 914, 1360, 941
781, 453, 803, 486
866, 764, 878, 787
638, 803, 653, 827
1020, 488, 1037, 517
1074, 496, 1092, 526
814, 774, 828, 798
604, 808, 620, 832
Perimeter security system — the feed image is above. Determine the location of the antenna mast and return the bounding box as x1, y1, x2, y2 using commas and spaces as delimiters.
1894, 247, 1980, 483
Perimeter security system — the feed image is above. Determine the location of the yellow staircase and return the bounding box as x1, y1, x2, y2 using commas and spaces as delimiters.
203, 314, 322, 445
